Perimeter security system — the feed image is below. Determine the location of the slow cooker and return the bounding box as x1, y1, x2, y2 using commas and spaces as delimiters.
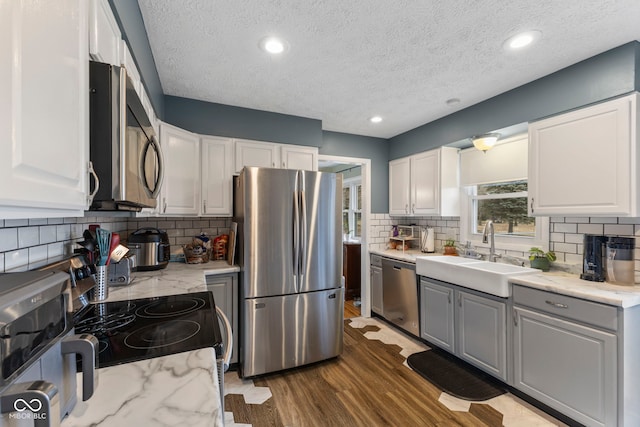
128, 227, 170, 271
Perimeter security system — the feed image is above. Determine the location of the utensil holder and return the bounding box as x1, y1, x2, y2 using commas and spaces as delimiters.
92, 265, 109, 302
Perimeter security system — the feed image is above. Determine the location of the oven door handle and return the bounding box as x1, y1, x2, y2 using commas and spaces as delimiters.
62, 334, 99, 401
1, 380, 59, 427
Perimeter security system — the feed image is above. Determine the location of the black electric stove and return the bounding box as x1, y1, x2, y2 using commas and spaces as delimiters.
73, 291, 223, 368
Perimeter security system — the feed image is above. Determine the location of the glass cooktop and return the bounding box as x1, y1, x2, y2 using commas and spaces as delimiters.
73, 291, 222, 368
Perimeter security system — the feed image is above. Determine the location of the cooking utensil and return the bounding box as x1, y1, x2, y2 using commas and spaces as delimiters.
96, 228, 112, 266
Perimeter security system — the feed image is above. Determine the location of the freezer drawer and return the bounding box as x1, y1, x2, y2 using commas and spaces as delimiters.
241, 288, 344, 378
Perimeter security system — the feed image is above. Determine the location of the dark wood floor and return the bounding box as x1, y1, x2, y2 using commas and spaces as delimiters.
225, 320, 509, 426
343, 298, 361, 319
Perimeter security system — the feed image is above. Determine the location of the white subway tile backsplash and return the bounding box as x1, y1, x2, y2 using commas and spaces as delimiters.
56, 224, 71, 241
553, 223, 577, 233
618, 217, 640, 225
564, 233, 584, 244
39, 226, 57, 244
47, 218, 64, 225
47, 242, 64, 258
0, 228, 18, 252
589, 217, 618, 224
18, 227, 39, 248
603, 224, 634, 236
552, 242, 578, 254
577, 223, 605, 235
0, 254, 3, 271
564, 253, 583, 265
5, 249, 28, 270
29, 246, 47, 264
5, 219, 28, 227
549, 232, 564, 243
28, 218, 48, 226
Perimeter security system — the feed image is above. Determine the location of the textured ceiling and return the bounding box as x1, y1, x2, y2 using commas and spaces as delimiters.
138, 0, 640, 139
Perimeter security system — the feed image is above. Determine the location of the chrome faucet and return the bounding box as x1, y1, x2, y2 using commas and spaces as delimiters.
482, 220, 501, 262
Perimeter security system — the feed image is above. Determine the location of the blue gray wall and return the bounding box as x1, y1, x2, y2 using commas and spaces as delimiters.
390, 41, 640, 159
108, 0, 164, 118
321, 132, 388, 213
164, 96, 323, 147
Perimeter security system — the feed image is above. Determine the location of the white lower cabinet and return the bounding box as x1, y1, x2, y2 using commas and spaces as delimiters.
419, 278, 507, 381
206, 273, 238, 366
513, 286, 617, 427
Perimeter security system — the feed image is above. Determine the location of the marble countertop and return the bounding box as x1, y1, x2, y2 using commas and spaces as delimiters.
63, 261, 237, 427
510, 273, 640, 308
369, 248, 430, 263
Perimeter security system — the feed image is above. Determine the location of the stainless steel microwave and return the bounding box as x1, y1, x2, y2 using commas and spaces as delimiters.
89, 61, 164, 211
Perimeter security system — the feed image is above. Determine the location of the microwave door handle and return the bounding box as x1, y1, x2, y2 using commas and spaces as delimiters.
1, 380, 60, 427
61, 334, 99, 401
141, 136, 164, 199
118, 67, 128, 200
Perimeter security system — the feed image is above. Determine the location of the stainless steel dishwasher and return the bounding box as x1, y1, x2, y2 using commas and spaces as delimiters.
382, 257, 419, 336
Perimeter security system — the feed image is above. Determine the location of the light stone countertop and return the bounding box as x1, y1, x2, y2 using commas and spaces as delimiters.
62, 261, 238, 427
370, 248, 640, 308
369, 248, 433, 263
509, 272, 640, 308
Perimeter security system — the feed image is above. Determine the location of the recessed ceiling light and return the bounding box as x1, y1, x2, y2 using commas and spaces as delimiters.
503, 30, 542, 51
370, 116, 383, 123
260, 37, 287, 54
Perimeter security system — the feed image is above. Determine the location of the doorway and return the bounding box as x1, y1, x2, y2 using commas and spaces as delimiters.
319, 155, 371, 319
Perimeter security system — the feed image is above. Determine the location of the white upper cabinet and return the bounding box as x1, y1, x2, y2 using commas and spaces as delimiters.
0, 0, 89, 219
281, 145, 318, 170
201, 136, 233, 216
120, 40, 142, 98
389, 147, 459, 216
89, 0, 121, 66
159, 123, 201, 216
389, 157, 411, 215
528, 93, 639, 216
234, 139, 280, 173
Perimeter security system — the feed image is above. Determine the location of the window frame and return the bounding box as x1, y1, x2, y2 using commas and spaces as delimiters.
342, 176, 362, 241
460, 183, 549, 253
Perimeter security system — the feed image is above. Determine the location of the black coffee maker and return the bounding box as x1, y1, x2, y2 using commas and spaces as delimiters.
580, 234, 607, 282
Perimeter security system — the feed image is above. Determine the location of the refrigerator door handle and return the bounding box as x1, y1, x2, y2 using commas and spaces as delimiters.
299, 189, 307, 278
293, 188, 300, 293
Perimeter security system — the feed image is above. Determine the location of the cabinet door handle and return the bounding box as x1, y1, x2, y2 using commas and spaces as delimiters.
87, 161, 100, 205
163, 197, 167, 213
412, 203, 415, 213
203, 200, 207, 214
282, 161, 286, 168
530, 197, 534, 214
513, 310, 518, 327
545, 300, 568, 309
458, 293, 462, 307
405, 204, 408, 214
447, 291, 451, 304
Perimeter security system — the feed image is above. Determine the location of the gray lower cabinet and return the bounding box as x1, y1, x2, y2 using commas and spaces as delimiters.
371, 264, 383, 315
458, 290, 507, 381
206, 273, 238, 365
420, 279, 454, 352
513, 285, 617, 427
420, 277, 507, 381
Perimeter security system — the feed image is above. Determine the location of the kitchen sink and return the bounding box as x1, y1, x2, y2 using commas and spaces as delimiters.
415, 256, 539, 297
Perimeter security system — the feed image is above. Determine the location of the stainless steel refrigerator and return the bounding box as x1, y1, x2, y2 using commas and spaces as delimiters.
235, 167, 344, 378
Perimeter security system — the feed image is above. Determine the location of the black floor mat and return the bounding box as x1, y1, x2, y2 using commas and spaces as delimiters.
406, 348, 506, 401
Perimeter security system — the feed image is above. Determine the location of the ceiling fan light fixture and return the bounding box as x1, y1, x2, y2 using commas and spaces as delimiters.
472, 133, 500, 152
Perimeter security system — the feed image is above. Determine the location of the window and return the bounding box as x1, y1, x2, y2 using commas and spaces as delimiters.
461, 179, 548, 251
342, 178, 362, 240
